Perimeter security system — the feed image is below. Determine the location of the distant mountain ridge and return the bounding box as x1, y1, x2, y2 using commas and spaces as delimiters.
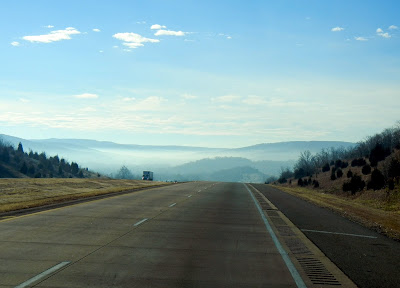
0, 134, 355, 182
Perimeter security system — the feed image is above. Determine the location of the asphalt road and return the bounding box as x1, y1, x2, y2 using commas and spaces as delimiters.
253, 184, 400, 288
0, 182, 317, 288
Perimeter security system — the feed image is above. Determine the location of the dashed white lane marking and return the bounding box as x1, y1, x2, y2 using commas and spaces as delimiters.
15, 261, 70, 288
198, 190, 201, 192
188, 195, 192, 198
301, 229, 378, 239
169, 203, 177, 207
244, 184, 307, 288
133, 218, 148, 227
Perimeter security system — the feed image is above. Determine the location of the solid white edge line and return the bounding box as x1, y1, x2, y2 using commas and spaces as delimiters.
244, 184, 307, 288
14, 261, 70, 288
301, 229, 378, 239
133, 218, 148, 227
169, 203, 177, 207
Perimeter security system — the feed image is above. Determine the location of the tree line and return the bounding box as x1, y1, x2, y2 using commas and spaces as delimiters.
275, 121, 400, 192
0, 140, 91, 178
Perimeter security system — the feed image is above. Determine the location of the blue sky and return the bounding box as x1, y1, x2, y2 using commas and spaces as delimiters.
1, 0, 399, 147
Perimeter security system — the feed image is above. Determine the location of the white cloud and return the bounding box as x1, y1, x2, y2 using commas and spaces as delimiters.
151, 24, 167, 30
23, 27, 80, 43
376, 28, 391, 38
99, 50, 104, 53
355, 36, 368, 41
19, 98, 30, 103
45, 25, 54, 28
113, 32, 159, 49
181, 93, 197, 100
113, 45, 119, 48
122, 97, 136, 102
331, 27, 344, 32
74, 93, 99, 99
154, 30, 186, 36
389, 25, 398, 30
93, 28, 101, 32
212, 95, 241, 103
242, 95, 267, 105
122, 96, 167, 111
11, 41, 20, 46
379, 32, 391, 38
80, 107, 97, 112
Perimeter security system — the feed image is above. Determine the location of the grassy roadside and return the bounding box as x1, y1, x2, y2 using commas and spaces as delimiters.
0, 178, 171, 213
274, 185, 400, 241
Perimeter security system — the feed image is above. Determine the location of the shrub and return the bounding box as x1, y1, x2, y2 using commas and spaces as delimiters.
335, 160, 343, 168
294, 168, 306, 179
331, 170, 337, 181
367, 169, 385, 190
343, 174, 365, 194
341, 161, 349, 169
298, 178, 304, 186
278, 177, 287, 184
347, 170, 353, 178
351, 158, 366, 167
362, 164, 371, 175
369, 143, 389, 167
34, 172, 42, 178
313, 180, 320, 188
322, 163, 330, 172
388, 178, 395, 190
336, 168, 343, 178
388, 158, 400, 178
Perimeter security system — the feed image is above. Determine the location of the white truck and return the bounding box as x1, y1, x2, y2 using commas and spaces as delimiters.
142, 171, 153, 181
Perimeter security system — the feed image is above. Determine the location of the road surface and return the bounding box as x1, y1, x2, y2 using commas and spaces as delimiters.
1, 182, 356, 287
253, 184, 400, 288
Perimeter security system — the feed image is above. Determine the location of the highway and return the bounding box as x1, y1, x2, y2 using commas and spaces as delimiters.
1, 182, 357, 287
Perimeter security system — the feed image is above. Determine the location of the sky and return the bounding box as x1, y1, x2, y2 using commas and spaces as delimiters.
1, 0, 399, 148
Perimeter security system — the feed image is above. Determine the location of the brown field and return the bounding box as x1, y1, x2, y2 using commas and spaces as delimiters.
276, 184, 400, 240
0, 178, 170, 213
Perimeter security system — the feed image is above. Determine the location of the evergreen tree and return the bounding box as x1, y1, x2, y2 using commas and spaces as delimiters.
20, 162, 28, 174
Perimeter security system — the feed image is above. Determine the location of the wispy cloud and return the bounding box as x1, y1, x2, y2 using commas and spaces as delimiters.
45, 25, 54, 28
331, 26, 344, 32
355, 36, 368, 41
181, 93, 197, 100
151, 24, 167, 30
113, 32, 159, 48
154, 30, 187, 36
23, 27, 81, 43
74, 93, 99, 99
242, 95, 267, 105
389, 25, 398, 30
212, 95, 241, 103
11, 41, 20, 46
93, 28, 101, 32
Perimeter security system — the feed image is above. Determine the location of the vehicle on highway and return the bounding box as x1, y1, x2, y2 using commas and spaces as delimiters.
142, 171, 153, 181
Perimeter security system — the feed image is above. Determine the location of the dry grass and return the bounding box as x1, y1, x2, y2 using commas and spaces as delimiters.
0, 178, 170, 213
276, 184, 400, 240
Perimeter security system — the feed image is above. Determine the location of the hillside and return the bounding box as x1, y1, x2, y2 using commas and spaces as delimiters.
272, 123, 400, 239
0, 139, 100, 179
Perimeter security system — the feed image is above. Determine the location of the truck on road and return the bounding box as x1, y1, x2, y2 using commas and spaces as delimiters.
142, 171, 153, 181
